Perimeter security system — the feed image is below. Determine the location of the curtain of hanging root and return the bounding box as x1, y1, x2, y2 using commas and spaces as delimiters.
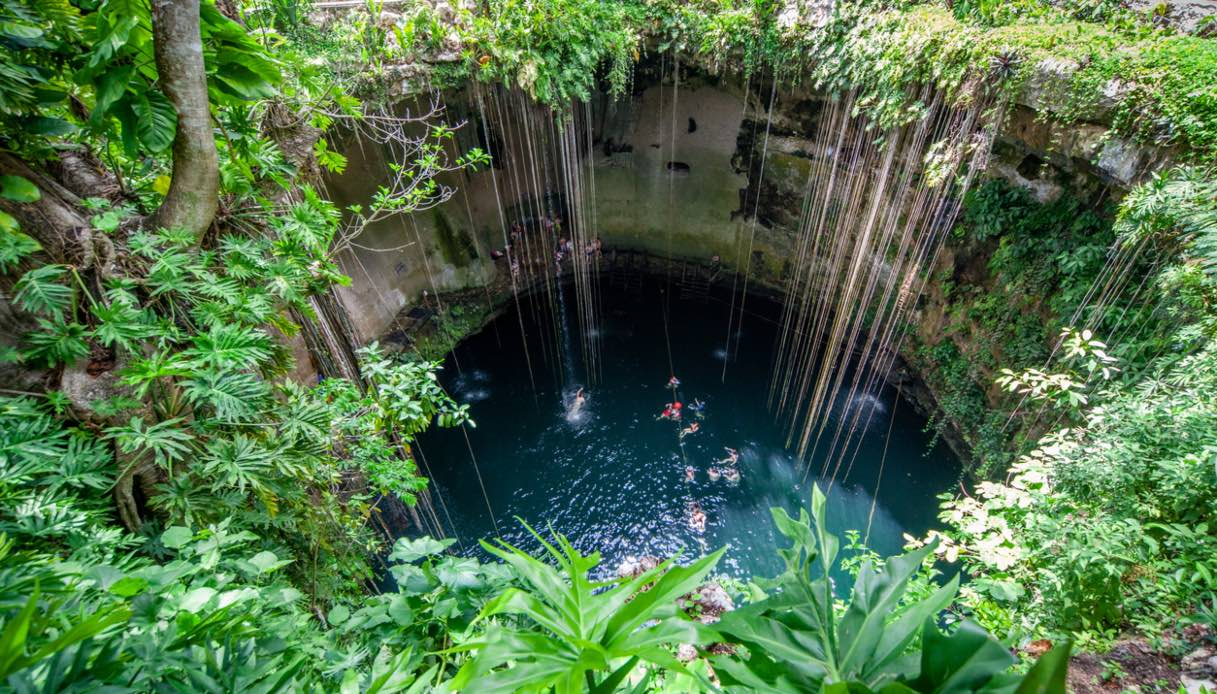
761, 87, 1000, 485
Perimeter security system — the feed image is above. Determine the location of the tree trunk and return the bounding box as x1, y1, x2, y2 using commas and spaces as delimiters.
149, 0, 218, 242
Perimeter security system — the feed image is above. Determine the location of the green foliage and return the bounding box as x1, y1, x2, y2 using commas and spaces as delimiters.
1116, 167, 1217, 292
940, 340, 1217, 642
709, 485, 1048, 693
451, 522, 723, 692
996, 327, 1119, 412
0, 173, 40, 271
462, 0, 641, 104
962, 180, 1113, 325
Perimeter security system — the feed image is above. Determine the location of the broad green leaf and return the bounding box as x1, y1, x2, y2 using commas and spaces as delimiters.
161, 526, 194, 549
0, 175, 40, 203
603, 548, 724, 648
131, 88, 176, 153
913, 620, 1016, 693
389, 535, 454, 563
93, 64, 134, 116
179, 587, 216, 613
108, 576, 148, 597
838, 541, 939, 675
328, 605, 350, 625
248, 550, 290, 575
0, 211, 18, 234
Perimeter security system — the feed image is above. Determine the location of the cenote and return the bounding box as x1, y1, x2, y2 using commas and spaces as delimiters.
417, 271, 960, 578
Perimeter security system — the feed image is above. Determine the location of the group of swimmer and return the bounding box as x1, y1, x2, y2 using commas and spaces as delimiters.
656, 375, 745, 533
562, 375, 741, 534
656, 378, 706, 437
684, 447, 740, 485
554, 236, 603, 272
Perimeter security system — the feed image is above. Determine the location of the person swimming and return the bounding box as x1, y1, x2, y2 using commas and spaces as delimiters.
716, 447, 740, 466
689, 398, 706, 419
707, 467, 721, 482
689, 502, 706, 533
659, 402, 682, 421
679, 421, 699, 439
685, 466, 695, 483
569, 387, 586, 416
667, 376, 681, 390
722, 466, 740, 484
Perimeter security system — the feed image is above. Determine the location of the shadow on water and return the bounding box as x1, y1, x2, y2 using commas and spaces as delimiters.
419, 273, 960, 579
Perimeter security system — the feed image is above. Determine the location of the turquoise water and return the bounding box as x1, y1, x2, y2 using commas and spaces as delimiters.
416, 274, 960, 579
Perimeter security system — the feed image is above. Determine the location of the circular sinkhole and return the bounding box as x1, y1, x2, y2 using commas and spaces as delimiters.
416, 271, 960, 578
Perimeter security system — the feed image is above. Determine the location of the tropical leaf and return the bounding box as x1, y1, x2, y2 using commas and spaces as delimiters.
181, 324, 273, 371
130, 88, 176, 153
451, 520, 723, 691
181, 371, 269, 422
0, 228, 39, 272
23, 319, 88, 365
13, 265, 73, 320
198, 435, 275, 494
0, 175, 39, 203
713, 485, 1025, 693
105, 416, 194, 469
90, 300, 154, 353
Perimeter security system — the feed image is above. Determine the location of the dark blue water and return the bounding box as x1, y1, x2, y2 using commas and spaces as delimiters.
417, 275, 959, 579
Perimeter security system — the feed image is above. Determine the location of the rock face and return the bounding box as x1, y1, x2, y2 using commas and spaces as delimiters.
616, 555, 662, 578
1128, 0, 1217, 34
1182, 647, 1217, 694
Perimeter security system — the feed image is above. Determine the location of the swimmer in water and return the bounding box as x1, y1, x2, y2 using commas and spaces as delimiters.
569, 388, 586, 416
679, 421, 699, 439
685, 466, 695, 483
723, 466, 740, 484
689, 398, 706, 419
707, 467, 721, 482
716, 447, 740, 466
657, 403, 674, 420
667, 376, 681, 390
689, 503, 706, 533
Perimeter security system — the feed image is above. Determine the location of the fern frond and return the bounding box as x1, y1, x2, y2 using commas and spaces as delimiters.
23, 319, 88, 366
90, 301, 155, 353
13, 265, 73, 320
199, 435, 274, 494
105, 416, 194, 469
181, 371, 269, 422
181, 324, 273, 371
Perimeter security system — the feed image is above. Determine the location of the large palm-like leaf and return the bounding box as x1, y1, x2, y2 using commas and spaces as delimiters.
448, 520, 724, 693
711, 485, 1068, 693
